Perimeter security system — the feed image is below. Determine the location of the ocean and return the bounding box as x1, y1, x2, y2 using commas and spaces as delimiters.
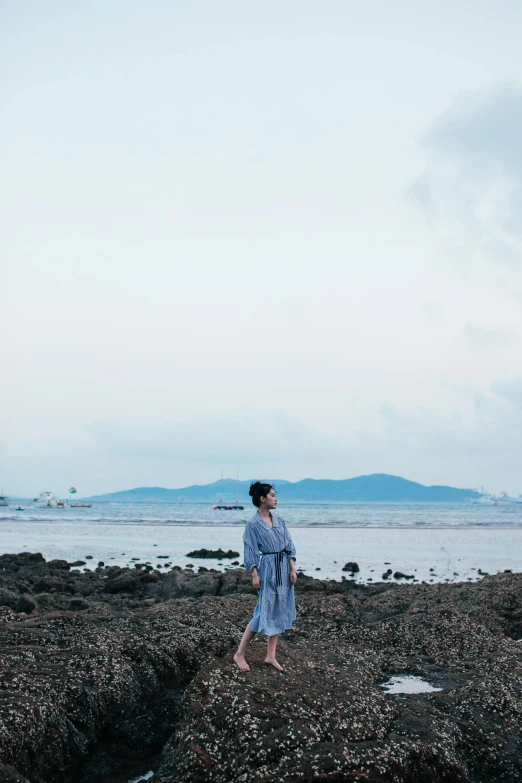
2, 501, 522, 584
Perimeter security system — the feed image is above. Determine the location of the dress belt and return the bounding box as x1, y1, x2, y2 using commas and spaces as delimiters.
261, 548, 292, 587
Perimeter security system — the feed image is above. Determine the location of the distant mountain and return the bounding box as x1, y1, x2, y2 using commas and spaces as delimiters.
86, 474, 481, 503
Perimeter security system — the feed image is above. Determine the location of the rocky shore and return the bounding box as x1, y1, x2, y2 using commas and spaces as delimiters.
1, 552, 522, 782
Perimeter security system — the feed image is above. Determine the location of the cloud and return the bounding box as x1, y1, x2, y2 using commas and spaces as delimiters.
463, 322, 518, 351
86, 410, 345, 465
410, 84, 522, 264
390, 395, 520, 463
421, 299, 444, 324
490, 377, 522, 409
81, 378, 522, 493
5, 383, 522, 495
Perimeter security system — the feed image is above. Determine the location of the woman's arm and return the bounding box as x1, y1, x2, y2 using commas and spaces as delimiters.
243, 521, 261, 589
282, 518, 297, 585
250, 565, 261, 590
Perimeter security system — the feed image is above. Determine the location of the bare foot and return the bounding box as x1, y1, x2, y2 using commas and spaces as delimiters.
233, 652, 250, 672
264, 657, 283, 671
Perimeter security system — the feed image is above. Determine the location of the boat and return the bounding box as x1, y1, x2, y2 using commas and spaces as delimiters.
15, 506, 24, 511
472, 494, 499, 505
471, 486, 499, 505
0, 494, 9, 507
212, 471, 245, 511
71, 503, 92, 508
33, 491, 65, 508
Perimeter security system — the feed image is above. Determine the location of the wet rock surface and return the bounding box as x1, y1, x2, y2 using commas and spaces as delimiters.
185, 548, 240, 559
1, 552, 522, 781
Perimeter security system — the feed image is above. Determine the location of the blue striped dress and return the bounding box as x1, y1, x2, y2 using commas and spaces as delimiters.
243, 512, 296, 636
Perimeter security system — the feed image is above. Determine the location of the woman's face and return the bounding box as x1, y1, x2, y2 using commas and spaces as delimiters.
261, 488, 277, 509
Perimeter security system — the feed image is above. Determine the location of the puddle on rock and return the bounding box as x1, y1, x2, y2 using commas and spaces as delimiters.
380, 675, 442, 694
129, 772, 154, 783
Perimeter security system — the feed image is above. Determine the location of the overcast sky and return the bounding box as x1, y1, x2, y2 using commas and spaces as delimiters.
2, 0, 522, 496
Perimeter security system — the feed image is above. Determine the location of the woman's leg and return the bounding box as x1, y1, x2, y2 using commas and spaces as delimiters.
233, 623, 255, 671
265, 634, 283, 671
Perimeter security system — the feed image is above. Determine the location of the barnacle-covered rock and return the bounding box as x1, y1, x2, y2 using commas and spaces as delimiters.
158, 574, 522, 783
0, 762, 32, 782
1, 553, 522, 782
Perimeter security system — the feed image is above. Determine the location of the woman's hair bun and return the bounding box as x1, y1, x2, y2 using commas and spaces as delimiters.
248, 481, 261, 498
249, 480, 274, 507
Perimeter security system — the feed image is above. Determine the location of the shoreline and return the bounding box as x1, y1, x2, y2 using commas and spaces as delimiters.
1, 524, 521, 585
4, 519, 522, 529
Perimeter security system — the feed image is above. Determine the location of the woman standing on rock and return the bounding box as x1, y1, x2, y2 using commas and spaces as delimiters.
234, 481, 297, 672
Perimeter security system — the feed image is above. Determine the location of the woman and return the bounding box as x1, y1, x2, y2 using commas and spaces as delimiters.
233, 481, 297, 672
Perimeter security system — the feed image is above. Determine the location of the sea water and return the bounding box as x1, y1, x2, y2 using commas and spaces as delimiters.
380, 675, 442, 694
1, 501, 522, 583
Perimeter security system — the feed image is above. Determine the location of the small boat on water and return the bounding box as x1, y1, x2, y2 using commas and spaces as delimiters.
15, 506, 24, 511
0, 492, 9, 507
212, 471, 245, 511
33, 491, 65, 508
71, 503, 92, 508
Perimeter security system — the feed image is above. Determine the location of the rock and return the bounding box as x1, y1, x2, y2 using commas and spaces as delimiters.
158, 641, 446, 782
85, 555, 93, 559
33, 576, 67, 593
0, 552, 44, 566
139, 572, 159, 584
69, 578, 95, 596
186, 548, 240, 559
0, 762, 32, 782
102, 573, 137, 594
3, 552, 522, 782
158, 574, 522, 782
16, 594, 38, 614
68, 560, 86, 567
393, 571, 414, 579
0, 582, 252, 782
47, 559, 70, 570
35, 592, 57, 611
105, 566, 123, 578
342, 561, 360, 572
218, 569, 253, 596
68, 597, 90, 611
0, 588, 20, 610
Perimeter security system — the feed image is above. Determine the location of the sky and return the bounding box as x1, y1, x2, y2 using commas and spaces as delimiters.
2, 0, 522, 496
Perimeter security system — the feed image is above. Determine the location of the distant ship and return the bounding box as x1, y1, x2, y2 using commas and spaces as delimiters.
33, 491, 66, 508
471, 490, 522, 505
472, 494, 499, 505
70, 503, 92, 508
212, 471, 245, 511
0, 493, 9, 507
